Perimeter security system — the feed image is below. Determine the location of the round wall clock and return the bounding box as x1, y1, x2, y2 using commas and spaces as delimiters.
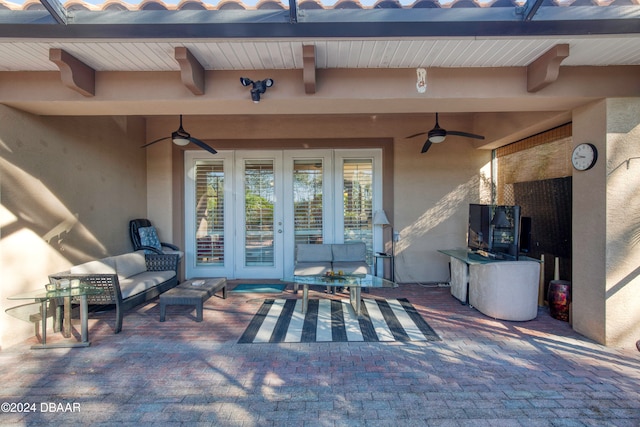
571, 143, 598, 171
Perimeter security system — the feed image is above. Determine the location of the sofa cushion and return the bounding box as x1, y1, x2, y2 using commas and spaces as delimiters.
113, 251, 148, 280
296, 244, 333, 262
70, 257, 116, 275
119, 270, 176, 299
333, 261, 370, 275
294, 262, 333, 276
332, 243, 366, 262
138, 226, 162, 254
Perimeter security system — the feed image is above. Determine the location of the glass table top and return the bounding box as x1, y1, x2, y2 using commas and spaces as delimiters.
283, 274, 397, 288
8, 286, 105, 301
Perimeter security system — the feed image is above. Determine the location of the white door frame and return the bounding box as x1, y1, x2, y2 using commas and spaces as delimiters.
184, 150, 234, 279
184, 148, 384, 280
233, 151, 284, 279
282, 150, 334, 277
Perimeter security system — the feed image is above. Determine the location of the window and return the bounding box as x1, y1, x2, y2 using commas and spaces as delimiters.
293, 160, 324, 245
343, 159, 373, 263
194, 162, 225, 265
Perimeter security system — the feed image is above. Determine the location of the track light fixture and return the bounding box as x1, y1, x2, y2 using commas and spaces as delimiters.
240, 77, 274, 103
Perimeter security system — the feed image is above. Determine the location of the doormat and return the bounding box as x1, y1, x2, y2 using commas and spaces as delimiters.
238, 298, 441, 343
230, 284, 287, 293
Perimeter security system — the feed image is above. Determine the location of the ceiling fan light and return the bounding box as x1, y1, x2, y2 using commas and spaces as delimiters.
428, 130, 446, 143
172, 137, 190, 146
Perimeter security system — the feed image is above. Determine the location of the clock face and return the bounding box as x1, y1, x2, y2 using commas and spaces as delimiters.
572, 143, 598, 171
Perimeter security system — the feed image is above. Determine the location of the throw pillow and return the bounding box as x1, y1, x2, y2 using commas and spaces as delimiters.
138, 226, 162, 254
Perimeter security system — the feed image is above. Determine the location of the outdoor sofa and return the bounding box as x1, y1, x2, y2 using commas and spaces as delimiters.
49, 250, 179, 333
294, 242, 371, 276
293, 243, 371, 293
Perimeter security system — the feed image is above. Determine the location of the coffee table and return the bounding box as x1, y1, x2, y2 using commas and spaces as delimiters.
159, 277, 227, 322
8, 286, 104, 349
283, 274, 397, 316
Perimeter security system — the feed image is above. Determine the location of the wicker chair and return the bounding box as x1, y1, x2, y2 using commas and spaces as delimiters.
129, 218, 183, 258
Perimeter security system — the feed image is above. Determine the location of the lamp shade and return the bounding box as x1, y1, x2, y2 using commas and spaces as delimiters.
373, 210, 391, 226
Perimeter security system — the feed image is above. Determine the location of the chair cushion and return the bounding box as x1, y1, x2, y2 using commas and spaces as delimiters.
119, 270, 176, 299
70, 257, 116, 275
138, 226, 162, 254
113, 251, 148, 280
332, 243, 366, 262
294, 262, 333, 276
296, 244, 333, 262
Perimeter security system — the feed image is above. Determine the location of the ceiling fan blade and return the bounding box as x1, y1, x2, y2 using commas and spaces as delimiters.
141, 136, 169, 148
406, 131, 427, 139
446, 130, 485, 140
421, 140, 433, 154
189, 137, 218, 155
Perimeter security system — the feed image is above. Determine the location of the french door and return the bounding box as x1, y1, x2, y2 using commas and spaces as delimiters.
184, 149, 382, 279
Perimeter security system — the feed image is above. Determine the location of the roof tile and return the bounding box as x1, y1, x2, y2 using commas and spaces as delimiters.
0, 0, 629, 11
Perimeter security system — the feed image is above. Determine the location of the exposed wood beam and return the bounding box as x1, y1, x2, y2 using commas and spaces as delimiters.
527, 44, 570, 93
40, 0, 67, 25
303, 44, 316, 95
175, 47, 205, 96
49, 48, 95, 97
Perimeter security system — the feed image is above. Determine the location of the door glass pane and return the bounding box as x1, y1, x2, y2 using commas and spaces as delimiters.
195, 162, 224, 266
343, 159, 373, 264
294, 160, 323, 245
245, 160, 275, 266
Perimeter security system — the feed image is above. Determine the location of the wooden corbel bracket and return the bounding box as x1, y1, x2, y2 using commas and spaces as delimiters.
527, 44, 570, 93
303, 44, 316, 95
175, 47, 205, 96
49, 48, 95, 97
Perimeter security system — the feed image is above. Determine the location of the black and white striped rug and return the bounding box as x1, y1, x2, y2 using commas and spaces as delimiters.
238, 298, 440, 343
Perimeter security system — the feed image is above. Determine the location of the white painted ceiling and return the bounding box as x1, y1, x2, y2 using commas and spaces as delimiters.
0, 36, 639, 72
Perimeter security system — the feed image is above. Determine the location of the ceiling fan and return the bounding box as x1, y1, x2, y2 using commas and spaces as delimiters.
406, 113, 485, 154
142, 115, 217, 155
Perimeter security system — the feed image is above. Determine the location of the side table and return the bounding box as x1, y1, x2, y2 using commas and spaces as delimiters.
374, 253, 394, 282
8, 286, 104, 349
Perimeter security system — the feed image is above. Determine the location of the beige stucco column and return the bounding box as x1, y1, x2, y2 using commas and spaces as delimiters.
572, 98, 640, 347
145, 142, 177, 243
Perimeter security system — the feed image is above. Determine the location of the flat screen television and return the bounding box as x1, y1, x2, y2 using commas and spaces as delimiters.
467, 204, 491, 252
467, 204, 521, 260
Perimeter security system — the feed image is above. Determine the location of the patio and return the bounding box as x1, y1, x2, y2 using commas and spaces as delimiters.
1, 283, 639, 426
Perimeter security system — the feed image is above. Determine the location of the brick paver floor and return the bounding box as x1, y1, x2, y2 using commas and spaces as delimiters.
1, 283, 639, 426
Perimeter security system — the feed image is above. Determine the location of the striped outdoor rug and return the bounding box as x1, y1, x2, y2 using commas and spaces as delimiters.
238, 298, 441, 343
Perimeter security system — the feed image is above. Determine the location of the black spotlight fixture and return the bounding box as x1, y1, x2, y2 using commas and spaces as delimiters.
240, 77, 274, 103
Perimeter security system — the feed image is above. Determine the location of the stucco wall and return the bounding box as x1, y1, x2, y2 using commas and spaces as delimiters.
394, 131, 492, 283
0, 107, 147, 349
572, 98, 640, 347
146, 114, 492, 284
604, 98, 640, 346
572, 101, 608, 345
